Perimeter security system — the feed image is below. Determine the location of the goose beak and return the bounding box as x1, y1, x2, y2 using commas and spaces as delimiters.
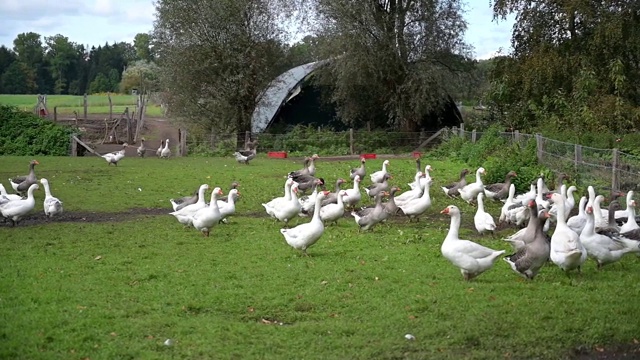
440, 208, 449, 214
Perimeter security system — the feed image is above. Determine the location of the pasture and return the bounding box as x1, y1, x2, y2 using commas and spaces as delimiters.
0, 94, 164, 117
1, 154, 640, 359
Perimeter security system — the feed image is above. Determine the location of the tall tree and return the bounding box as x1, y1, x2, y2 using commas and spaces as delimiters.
133, 33, 154, 61
490, 0, 640, 134
45, 34, 78, 94
13, 32, 44, 68
12, 32, 49, 93
120, 60, 160, 94
153, 0, 289, 134
305, 0, 472, 131
1, 61, 37, 94
0, 45, 17, 93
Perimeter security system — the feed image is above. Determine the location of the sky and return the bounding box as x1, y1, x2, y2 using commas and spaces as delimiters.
0, 0, 514, 60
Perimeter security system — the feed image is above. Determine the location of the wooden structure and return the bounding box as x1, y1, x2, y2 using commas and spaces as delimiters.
34, 95, 49, 118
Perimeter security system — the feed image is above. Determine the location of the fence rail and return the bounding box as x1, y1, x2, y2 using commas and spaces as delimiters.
451, 124, 640, 194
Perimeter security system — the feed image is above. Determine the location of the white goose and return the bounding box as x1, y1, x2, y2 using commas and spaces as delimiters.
281, 191, 330, 256
342, 175, 362, 210
567, 196, 588, 235
440, 205, 505, 281
298, 180, 323, 216
580, 204, 640, 268
0, 183, 39, 226
156, 140, 164, 157
499, 184, 516, 223
169, 184, 209, 226
263, 178, 295, 217
513, 182, 537, 204
506, 198, 533, 227
620, 193, 639, 234
398, 179, 432, 222
395, 172, 425, 207
409, 165, 433, 190
534, 177, 550, 210
320, 190, 347, 225
592, 195, 609, 230
264, 183, 301, 226
0, 184, 22, 201
370, 160, 390, 183
548, 192, 587, 272
217, 188, 240, 223
474, 192, 496, 235
458, 167, 486, 203
160, 139, 171, 159
549, 185, 576, 220
102, 143, 128, 166
40, 178, 63, 218
190, 187, 224, 237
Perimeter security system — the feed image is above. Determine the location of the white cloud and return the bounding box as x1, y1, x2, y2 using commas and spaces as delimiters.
0, 0, 514, 59
91, 0, 116, 16
0, 0, 154, 47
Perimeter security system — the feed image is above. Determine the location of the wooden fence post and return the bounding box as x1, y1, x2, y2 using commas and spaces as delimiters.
108, 93, 113, 121
179, 129, 188, 157
471, 129, 477, 143
514, 130, 520, 142
459, 123, 465, 138
70, 135, 77, 156
574, 144, 582, 171
83, 93, 88, 120
134, 93, 146, 143
53, 106, 57, 122
612, 148, 620, 193
535, 133, 543, 163
349, 128, 354, 155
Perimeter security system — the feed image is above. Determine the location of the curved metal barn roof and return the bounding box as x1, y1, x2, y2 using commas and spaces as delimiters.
251, 60, 328, 133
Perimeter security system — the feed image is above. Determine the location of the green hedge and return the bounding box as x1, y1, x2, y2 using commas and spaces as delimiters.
0, 105, 75, 156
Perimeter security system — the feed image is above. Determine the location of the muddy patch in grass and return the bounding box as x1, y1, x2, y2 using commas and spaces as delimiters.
569, 342, 640, 359
0, 207, 169, 227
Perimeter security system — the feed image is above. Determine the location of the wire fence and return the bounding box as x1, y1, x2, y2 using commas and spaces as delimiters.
183, 129, 445, 156
451, 125, 640, 193
176, 124, 640, 193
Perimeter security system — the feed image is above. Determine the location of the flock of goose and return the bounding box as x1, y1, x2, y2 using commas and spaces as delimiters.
5, 153, 640, 282
0, 138, 175, 223
223, 154, 640, 281
0, 160, 63, 225
100, 138, 173, 166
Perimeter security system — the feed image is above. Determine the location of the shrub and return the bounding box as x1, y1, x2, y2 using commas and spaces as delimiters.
431, 125, 551, 193
0, 105, 76, 156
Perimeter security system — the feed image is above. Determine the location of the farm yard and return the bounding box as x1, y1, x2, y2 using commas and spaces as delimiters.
1, 0, 639, 358
2, 154, 640, 360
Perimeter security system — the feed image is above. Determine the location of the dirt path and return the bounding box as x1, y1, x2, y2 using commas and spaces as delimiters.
91, 117, 179, 156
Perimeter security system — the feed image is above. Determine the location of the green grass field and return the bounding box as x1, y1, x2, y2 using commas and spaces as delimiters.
1, 155, 639, 359
0, 94, 164, 117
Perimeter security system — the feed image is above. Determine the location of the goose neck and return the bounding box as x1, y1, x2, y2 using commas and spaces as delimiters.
446, 213, 460, 240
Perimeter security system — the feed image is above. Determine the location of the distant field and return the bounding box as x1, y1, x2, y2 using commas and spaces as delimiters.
0, 94, 164, 117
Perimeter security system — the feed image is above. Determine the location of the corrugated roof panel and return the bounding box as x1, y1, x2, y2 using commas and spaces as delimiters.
251, 60, 328, 133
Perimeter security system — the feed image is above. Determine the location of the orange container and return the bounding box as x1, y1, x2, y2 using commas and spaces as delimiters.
361, 153, 377, 159
268, 151, 288, 159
